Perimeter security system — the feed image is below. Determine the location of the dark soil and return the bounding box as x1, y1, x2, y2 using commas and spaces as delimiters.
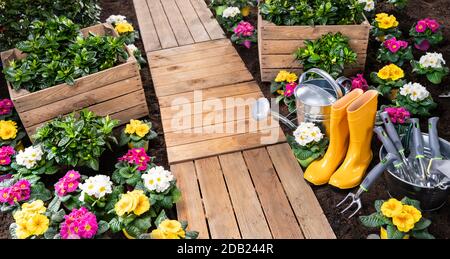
0, 0, 449, 239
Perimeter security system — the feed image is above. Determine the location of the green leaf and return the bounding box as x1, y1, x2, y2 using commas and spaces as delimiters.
359, 213, 387, 228
30, 182, 52, 202
171, 187, 182, 204
185, 231, 199, 239
386, 225, 405, 239
413, 218, 431, 231
9, 223, 18, 239
48, 196, 61, 213
426, 72, 443, 84
44, 227, 58, 239
125, 225, 141, 238
375, 200, 384, 212
154, 209, 168, 227
51, 209, 66, 223
109, 218, 121, 233
401, 197, 421, 210
411, 230, 435, 239
87, 159, 99, 171
96, 220, 110, 235
133, 216, 152, 231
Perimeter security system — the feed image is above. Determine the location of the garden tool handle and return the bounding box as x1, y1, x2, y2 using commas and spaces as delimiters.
411, 118, 424, 156
428, 117, 442, 159
374, 127, 400, 157
298, 68, 343, 98
380, 112, 405, 154
360, 153, 398, 191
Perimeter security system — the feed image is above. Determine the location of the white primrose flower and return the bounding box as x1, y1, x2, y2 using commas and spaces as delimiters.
141, 166, 174, 193
400, 82, 430, 102
127, 44, 138, 54
222, 7, 241, 18
79, 175, 113, 199
293, 122, 323, 147
419, 52, 446, 69
358, 0, 375, 12
16, 145, 44, 169
106, 15, 127, 25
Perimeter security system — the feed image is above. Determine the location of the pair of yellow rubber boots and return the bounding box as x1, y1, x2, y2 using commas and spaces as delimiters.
304, 89, 379, 189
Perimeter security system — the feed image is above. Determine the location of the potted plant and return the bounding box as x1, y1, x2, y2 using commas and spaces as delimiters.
258, 0, 370, 81
119, 119, 157, 151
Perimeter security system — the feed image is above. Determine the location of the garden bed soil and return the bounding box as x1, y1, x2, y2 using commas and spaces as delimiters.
1, 0, 449, 239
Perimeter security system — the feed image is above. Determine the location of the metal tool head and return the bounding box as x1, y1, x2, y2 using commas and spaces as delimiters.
336, 192, 362, 218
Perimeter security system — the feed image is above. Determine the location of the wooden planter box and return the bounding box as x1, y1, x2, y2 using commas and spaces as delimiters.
258, 13, 371, 82
1, 23, 149, 138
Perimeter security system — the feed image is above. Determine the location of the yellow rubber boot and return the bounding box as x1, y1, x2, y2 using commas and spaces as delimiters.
329, 90, 379, 189
304, 89, 364, 185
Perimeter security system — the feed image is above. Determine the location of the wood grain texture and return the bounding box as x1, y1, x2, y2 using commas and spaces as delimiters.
171, 161, 209, 239
146, 0, 178, 49
133, 0, 161, 52
189, 0, 225, 40
160, 0, 195, 45
195, 157, 240, 239
267, 144, 336, 239
219, 152, 272, 239
176, 0, 211, 42
243, 148, 304, 239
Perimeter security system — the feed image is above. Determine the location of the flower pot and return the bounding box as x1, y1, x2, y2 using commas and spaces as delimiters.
241, 6, 251, 17
128, 140, 149, 152
380, 227, 409, 239
122, 229, 136, 239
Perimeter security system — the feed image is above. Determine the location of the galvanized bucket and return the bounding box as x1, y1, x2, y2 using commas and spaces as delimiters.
294, 68, 351, 135
380, 133, 450, 211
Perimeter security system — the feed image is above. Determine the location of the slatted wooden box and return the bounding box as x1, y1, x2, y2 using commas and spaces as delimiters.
257, 13, 371, 82
0, 23, 149, 138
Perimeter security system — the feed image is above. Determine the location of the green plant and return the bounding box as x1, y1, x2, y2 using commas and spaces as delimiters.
294, 32, 357, 78
359, 197, 434, 239
409, 19, 443, 51
210, 0, 256, 11
376, 37, 413, 66
216, 6, 243, 32
370, 64, 406, 97
259, 0, 365, 26
411, 53, 449, 85
33, 109, 119, 171
287, 122, 329, 168
3, 16, 129, 93
138, 210, 199, 239
119, 119, 157, 149
371, 13, 402, 41
0, 0, 100, 51
395, 82, 437, 116
270, 70, 298, 112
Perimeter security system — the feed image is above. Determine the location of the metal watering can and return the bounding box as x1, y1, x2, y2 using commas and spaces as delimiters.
294, 68, 352, 135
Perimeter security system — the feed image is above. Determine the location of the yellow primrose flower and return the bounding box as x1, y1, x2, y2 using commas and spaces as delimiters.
393, 211, 415, 232
159, 220, 186, 238
377, 65, 391, 80
115, 192, 138, 217
130, 119, 142, 126
21, 200, 46, 215
285, 73, 298, 83
402, 205, 422, 223
25, 214, 49, 236
276, 90, 284, 96
131, 191, 150, 216
0, 120, 18, 140
124, 124, 136, 135
150, 229, 167, 239
135, 123, 150, 138
115, 22, 134, 34
15, 224, 32, 239
375, 13, 389, 22
389, 64, 404, 80
275, 70, 289, 82
381, 198, 403, 218
378, 15, 399, 29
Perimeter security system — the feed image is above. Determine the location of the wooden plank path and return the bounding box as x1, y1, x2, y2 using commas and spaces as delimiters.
133, 0, 335, 239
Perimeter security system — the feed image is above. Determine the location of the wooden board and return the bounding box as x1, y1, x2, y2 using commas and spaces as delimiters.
189, 0, 225, 40
160, 0, 195, 45
176, 0, 211, 42
219, 152, 272, 239
195, 157, 240, 239
133, 0, 161, 52
171, 162, 209, 239
267, 144, 336, 239
146, 0, 179, 49
243, 148, 304, 239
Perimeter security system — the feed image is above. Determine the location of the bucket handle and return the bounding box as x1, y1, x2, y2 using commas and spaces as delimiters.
298, 68, 344, 98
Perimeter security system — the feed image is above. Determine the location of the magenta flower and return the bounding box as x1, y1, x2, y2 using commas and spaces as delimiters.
384, 107, 411, 124
384, 37, 408, 53
415, 20, 427, 33
54, 170, 80, 197
0, 179, 31, 205
0, 146, 14, 166
60, 207, 98, 239
284, 82, 297, 97
0, 99, 14, 115
119, 148, 151, 171
351, 74, 369, 91
424, 18, 440, 32
234, 21, 255, 37
243, 40, 252, 49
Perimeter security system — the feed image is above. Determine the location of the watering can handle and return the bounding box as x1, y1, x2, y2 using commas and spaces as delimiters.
298, 68, 344, 98
336, 76, 352, 95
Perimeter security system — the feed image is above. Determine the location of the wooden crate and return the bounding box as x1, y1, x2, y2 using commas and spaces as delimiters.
258, 13, 371, 82
1, 23, 149, 138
